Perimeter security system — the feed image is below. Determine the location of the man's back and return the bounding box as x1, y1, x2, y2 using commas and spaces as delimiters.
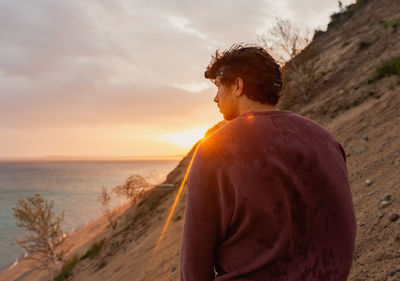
181, 110, 356, 281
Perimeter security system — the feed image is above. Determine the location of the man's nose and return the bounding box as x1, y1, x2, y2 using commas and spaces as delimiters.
214, 94, 218, 103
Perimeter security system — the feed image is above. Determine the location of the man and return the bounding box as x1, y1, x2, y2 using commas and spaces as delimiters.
180, 45, 356, 281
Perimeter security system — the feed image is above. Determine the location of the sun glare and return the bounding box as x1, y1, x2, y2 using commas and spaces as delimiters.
159, 127, 208, 149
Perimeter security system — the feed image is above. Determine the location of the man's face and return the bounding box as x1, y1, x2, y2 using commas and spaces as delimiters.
213, 76, 239, 121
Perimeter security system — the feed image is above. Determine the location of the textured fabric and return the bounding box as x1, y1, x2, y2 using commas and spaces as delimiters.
180, 110, 356, 281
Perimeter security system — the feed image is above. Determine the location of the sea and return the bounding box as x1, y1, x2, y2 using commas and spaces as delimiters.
0, 159, 179, 271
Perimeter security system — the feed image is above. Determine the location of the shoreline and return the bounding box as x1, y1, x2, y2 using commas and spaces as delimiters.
0, 198, 129, 274
0, 260, 17, 274
0, 159, 180, 277
0, 200, 134, 281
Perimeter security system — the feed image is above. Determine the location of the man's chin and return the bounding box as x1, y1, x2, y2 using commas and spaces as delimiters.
222, 112, 238, 121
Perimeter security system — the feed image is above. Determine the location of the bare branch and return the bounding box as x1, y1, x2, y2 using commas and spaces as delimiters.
12, 193, 67, 272
97, 186, 117, 230
112, 174, 150, 205
259, 17, 311, 65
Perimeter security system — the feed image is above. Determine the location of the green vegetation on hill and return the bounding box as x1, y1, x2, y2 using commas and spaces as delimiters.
369, 57, 400, 83
54, 257, 79, 281
328, 0, 370, 29
80, 239, 105, 260
376, 57, 400, 79
54, 239, 105, 281
379, 17, 400, 33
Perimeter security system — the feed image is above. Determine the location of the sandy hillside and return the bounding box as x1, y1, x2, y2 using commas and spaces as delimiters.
1, 0, 399, 280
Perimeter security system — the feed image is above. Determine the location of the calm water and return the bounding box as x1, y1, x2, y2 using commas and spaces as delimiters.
0, 160, 179, 270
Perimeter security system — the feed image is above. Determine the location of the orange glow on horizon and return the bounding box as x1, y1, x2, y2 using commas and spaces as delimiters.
159, 127, 208, 149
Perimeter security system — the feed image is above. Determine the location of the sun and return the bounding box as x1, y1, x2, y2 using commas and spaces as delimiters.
160, 127, 208, 149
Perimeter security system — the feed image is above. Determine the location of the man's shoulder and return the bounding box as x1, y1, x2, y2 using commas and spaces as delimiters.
196, 110, 338, 157
264, 110, 336, 139
198, 116, 246, 148
198, 110, 293, 147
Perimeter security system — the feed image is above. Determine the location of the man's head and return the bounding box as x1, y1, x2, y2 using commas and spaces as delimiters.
205, 44, 282, 120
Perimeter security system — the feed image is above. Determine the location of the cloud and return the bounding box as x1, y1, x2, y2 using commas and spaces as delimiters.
0, 0, 351, 156
0, 78, 217, 128
0, 0, 270, 129
173, 82, 212, 93
166, 15, 207, 40
276, 0, 356, 30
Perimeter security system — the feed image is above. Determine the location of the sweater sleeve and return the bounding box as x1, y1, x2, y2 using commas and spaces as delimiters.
180, 147, 220, 281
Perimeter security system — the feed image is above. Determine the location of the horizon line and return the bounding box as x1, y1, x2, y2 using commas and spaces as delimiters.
0, 154, 185, 162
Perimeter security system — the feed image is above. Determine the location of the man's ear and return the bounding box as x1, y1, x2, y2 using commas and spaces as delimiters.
234, 77, 244, 96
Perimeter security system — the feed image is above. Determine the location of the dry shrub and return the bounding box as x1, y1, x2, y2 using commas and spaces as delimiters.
12, 193, 67, 272
259, 17, 311, 65
259, 17, 320, 107
97, 186, 117, 230
282, 59, 319, 105
112, 174, 150, 205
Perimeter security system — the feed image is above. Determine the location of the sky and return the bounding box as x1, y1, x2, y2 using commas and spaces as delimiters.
0, 0, 355, 159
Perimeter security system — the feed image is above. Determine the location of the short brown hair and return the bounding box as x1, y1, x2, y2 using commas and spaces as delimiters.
205, 44, 282, 105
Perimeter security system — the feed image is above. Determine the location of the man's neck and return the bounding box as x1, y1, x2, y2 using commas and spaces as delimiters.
238, 98, 277, 115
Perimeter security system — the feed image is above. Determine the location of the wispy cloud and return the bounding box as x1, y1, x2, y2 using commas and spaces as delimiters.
173, 82, 212, 93
167, 15, 207, 40
0, 0, 350, 156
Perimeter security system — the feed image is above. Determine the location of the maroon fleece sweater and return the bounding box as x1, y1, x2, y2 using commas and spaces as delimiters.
180, 110, 356, 281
